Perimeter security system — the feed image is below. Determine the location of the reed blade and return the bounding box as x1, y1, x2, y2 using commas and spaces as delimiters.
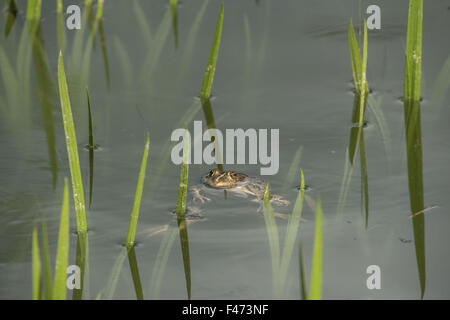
150, 226, 177, 298
298, 242, 307, 300
127, 247, 144, 300
175, 130, 191, 299
4, 0, 18, 37
126, 134, 150, 247
26, 4, 59, 189
32, 226, 41, 300
85, 0, 96, 47
57, 0, 65, 50
279, 169, 305, 295
309, 197, 323, 300
404, 99, 426, 298
403, 0, 425, 299
58, 51, 87, 233
263, 184, 281, 297
52, 178, 70, 300
86, 88, 95, 208
96, 0, 110, 88
41, 221, 52, 299
404, 0, 423, 102
169, 0, 179, 48
199, 2, 224, 101
72, 231, 89, 300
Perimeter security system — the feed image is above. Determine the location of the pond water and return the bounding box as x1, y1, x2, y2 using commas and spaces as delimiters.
0, 0, 449, 299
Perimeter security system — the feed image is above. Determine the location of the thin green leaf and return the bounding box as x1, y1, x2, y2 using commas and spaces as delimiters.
57, 51, 87, 233
86, 88, 94, 208
175, 130, 191, 299
126, 134, 150, 247
57, 0, 64, 50
32, 226, 41, 300
169, 0, 179, 48
26, 0, 42, 22
348, 19, 362, 91
41, 221, 52, 299
309, 196, 323, 300
404, 0, 423, 102
262, 183, 281, 297
299, 242, 307, 300
279, 169, 305, 294
199, 2, 224, 100
52, 178, 70, 300
4, 0, 18, 38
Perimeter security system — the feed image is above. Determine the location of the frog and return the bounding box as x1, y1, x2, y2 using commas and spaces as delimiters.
185, 169, 290, 218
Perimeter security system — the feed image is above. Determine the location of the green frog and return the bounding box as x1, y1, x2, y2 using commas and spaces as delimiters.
186, 169, 290, 218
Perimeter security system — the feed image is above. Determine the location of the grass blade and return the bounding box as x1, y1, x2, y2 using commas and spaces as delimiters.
282, 146, 302, 195
26, 5, 59, 189
404, 0, 423, 102
309, 196, 323, 300
97, 0, 110, 89
262, 184, 281, 297
175, 130, 191, 299
169, 0, 179, 48
348, 20, 362, 91
127, 247, 144, 300
150, 226, 177, 298
298, 242, 307, 300
85, 0, 96, 47
126, 134, 150, 247
52, 178, 70, 300
4, 0, 18, 38
57, 0, 65, 50
104, 247, 127, 300
41, 221, 52, 299
279, 169, 305, 294
72, 231, 89, 300
360, 131, 369, 229
32, 226, 41, 300
26, 0, 42, 22
58, 51, 87, 233
199, 2, 224, 100
403, 0, 425, 298
86, 88, 95, 208
86, 88, 94, 208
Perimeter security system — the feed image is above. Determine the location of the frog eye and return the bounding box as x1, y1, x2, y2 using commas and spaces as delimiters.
209, 170, 214, 176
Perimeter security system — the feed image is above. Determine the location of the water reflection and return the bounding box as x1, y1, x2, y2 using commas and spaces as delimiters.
72, 231, 89, 300
27, 12, 58, 189
127, 246, 144, 300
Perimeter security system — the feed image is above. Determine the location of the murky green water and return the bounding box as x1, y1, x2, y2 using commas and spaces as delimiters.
1, 0, 449, 299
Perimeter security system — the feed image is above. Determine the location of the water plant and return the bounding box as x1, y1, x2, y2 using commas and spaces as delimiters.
4, 0, 18, 38
86, 88, 95, 208
200, 2, 224, 101
337, 19, 370, 228
27, 0, 59, 189
126, 134, 150, 247
263, 169, 306, 298
169, 0, 179, 48
52, 179, 70, 300
31, 179, 70, 300
298, 196, 323, 300
174, 130, 192, 299
31, 226, 41, 300
403, 0, 425, 299
308, 197, 323, 300
199, 3, 225, 171
58, 51, 88, 233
